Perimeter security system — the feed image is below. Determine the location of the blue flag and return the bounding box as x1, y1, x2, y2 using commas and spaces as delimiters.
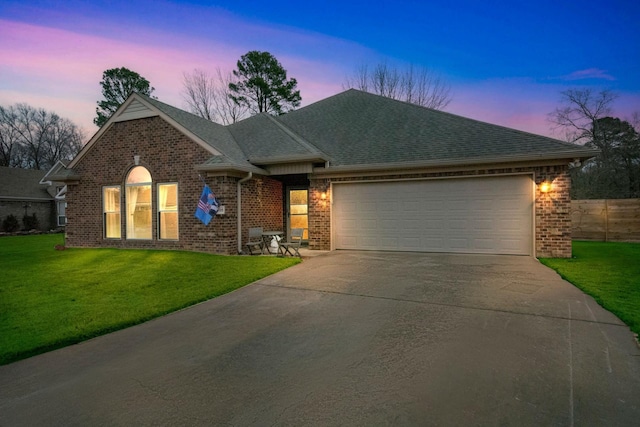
195, 184, 219, 225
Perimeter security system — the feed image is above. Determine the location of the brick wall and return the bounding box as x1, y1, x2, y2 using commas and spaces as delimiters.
66, 116, 240, 254
308, 164, 572, 258
239, 177, 283, 253
308, 178, 331, 250
535, 166, 572, 258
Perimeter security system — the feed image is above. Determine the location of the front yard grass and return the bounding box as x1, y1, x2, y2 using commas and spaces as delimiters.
540, 241, 640, 336
0, 234, 300, 365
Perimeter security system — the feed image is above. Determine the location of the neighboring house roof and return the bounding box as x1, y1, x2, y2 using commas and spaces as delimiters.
0, 167, 53, 201
55, 89, 598, 180
40, 159, 70, 184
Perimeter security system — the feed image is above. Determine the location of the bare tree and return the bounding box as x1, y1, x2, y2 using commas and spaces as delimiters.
0, 106, 21, 167
344, 62, 452, 110
182, 68, 250, 125
549, 88, 618, 144
0, 103, 84, 170
182, 69, 216, 121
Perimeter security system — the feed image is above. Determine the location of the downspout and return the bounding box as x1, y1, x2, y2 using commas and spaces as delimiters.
237, 172, 253, 253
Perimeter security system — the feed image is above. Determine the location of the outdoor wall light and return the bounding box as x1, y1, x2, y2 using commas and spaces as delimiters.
134, 155, 141, 165
321, 192, 327, 200
539, 181, 552, 193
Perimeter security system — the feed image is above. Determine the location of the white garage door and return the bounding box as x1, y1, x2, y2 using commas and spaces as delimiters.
333, 175, 533, 255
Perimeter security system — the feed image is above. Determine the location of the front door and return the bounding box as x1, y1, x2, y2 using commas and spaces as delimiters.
287, 188, 308, 241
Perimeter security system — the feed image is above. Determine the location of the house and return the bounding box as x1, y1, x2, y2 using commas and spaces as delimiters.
48, 89, 596, 257
0, 166, 61, 231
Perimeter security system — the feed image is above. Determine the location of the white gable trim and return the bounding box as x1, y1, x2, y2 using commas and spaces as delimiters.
112, 98, 158, 122
69, 94, 220, 168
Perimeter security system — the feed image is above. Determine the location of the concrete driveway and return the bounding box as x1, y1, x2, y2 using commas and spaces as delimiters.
1, 251, 639, 425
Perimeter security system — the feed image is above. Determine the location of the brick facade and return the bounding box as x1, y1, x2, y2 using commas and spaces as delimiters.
65, 115, 573, 258
65, 116, 281, 255
307, 164, 573, 258
239, 177, 283, 253
534, 166, 572, 258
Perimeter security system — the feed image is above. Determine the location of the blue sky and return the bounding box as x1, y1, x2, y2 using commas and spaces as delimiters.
1, 0, 638, 139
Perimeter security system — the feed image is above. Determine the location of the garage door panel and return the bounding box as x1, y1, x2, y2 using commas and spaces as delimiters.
333, 176, 532, 255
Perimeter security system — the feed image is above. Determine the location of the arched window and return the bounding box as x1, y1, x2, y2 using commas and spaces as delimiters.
126, 166, 152, 239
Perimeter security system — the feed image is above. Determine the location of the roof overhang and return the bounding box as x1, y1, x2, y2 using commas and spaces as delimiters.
312, 150, 599, 177
249, 153, 329, 165
195, 163, 268, 175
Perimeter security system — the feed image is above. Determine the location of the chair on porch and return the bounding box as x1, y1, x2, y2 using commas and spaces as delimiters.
245, 227, 264, 255
277, 228, 304, 257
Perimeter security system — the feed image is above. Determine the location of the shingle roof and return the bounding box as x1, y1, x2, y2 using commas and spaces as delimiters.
61, 89, 598, 179
0, 167, 53, 200
228, 113, 328, 164
274, 89, 596, 168
141, 96, 261, 171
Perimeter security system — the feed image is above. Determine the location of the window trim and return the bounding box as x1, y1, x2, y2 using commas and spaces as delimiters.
103, 185, 121, 239
157, 182, 179, 241
125, 167, 152, 240
57, 201, 66, 226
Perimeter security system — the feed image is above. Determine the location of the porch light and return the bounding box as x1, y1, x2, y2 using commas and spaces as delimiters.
134, 155, 140, 165
321, 192, 327, 200
539, 181, 551, 193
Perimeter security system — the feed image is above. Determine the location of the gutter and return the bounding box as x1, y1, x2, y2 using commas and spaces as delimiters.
237, 172, 253, 253
312, 150, 600, 175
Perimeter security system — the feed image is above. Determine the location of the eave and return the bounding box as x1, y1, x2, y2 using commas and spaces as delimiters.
312, 150, 599, 177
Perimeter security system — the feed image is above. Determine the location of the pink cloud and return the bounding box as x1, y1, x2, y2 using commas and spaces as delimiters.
448, 78, 563, 138
0, 18, 358, 136
561, 68, 615, 81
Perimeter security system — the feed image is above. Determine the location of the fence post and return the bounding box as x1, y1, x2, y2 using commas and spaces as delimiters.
604, 199, 609, 242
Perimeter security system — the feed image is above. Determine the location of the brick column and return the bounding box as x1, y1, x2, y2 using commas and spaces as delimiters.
535, 165, 572, 258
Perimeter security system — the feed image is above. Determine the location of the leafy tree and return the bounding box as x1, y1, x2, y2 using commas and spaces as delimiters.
94, 67, 155, 127
344, 62, 452, 110
228, 51, 301, 115
0, 103, 84, 170
570, 117, 640, 199
182, 68, 249, 124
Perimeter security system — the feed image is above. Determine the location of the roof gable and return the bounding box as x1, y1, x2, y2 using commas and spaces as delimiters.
68, 94, 264, 174
228, 113, 328, 164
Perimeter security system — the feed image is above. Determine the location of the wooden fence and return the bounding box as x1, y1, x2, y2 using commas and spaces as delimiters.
572, 199, 640, 242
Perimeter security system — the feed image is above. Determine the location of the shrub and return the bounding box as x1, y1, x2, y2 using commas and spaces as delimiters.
2, 214, 20, 232
22, 213, 39, 231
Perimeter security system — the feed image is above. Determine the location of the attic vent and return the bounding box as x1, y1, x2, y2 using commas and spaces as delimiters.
114, 99, 158, 122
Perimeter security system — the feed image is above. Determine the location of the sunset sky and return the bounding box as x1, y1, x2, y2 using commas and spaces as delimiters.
1, 0, 638, 141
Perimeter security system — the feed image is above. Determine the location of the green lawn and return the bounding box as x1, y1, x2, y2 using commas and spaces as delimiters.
0, 234, 300, 365
540, 241, 640, 336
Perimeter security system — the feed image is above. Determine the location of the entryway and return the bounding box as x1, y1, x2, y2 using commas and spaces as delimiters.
287, 188, 308, 241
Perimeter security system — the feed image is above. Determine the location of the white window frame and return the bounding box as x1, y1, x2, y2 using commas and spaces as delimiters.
57, 201, 66, 226
103, 185, 121, 239
125, 167, 152, 240
158, 182, 179, 240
